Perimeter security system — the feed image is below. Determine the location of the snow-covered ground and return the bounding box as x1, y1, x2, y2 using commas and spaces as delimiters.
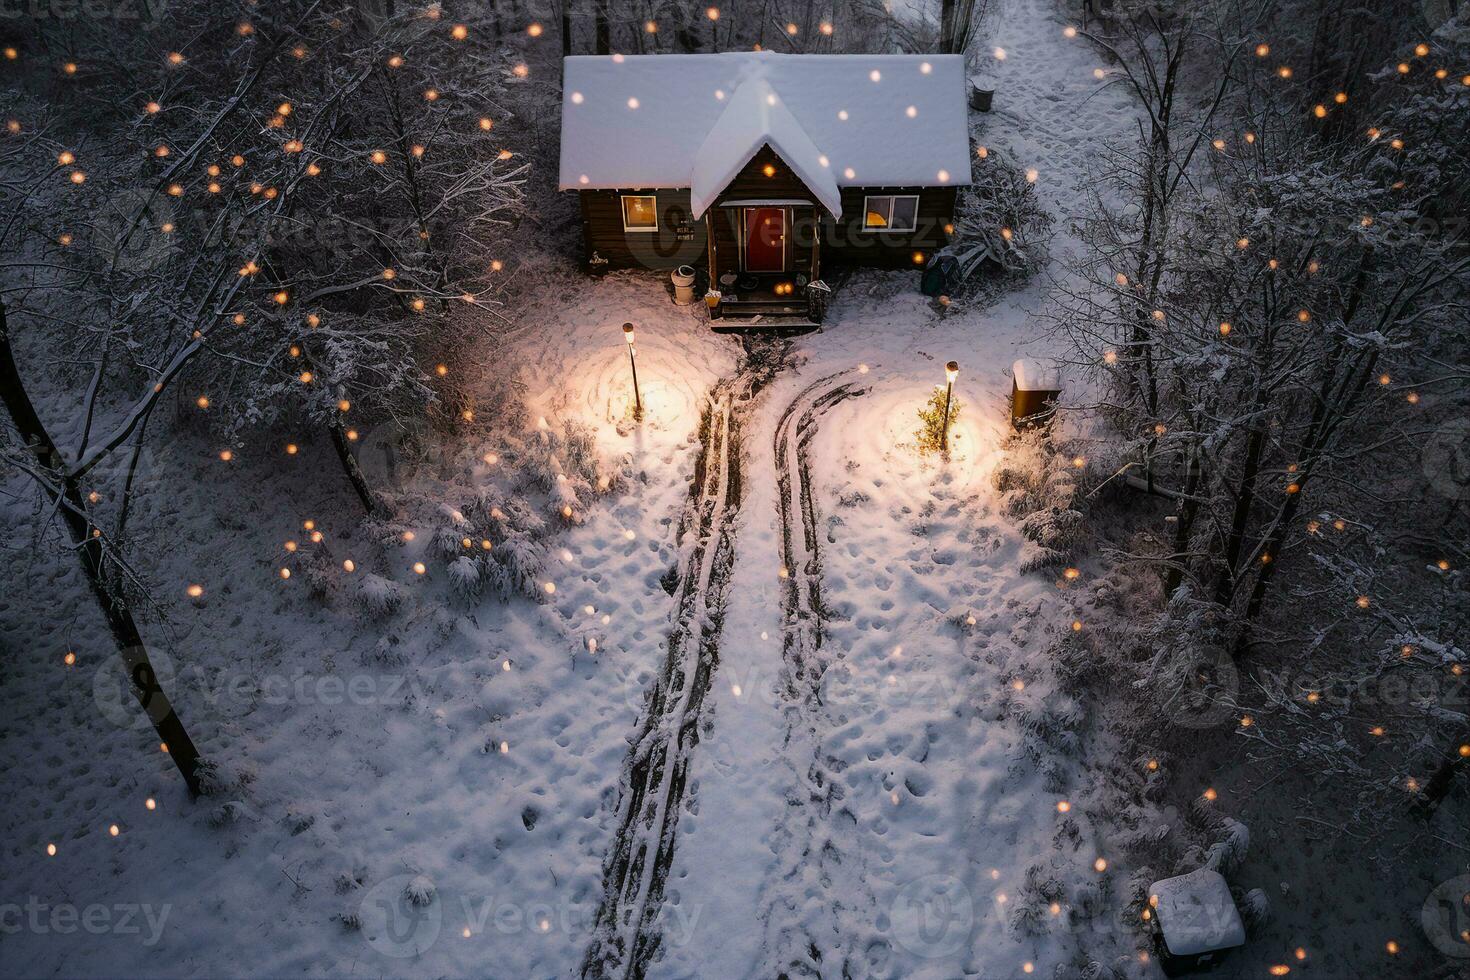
662, 5, 1146, 974
0, 0, 1172, 977
0, 269, 745, 977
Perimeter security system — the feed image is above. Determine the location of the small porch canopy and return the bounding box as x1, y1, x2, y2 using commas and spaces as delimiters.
689, 75, 839, 219
559, 50, 972, 214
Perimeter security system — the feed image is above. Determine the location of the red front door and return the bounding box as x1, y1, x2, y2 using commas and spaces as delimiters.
744, 207, 786, 272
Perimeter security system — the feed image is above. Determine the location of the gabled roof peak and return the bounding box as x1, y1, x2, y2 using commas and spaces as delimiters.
560, 52, 972, 203
690, 75, 841, 218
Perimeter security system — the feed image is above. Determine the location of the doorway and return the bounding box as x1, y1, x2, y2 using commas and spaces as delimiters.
743, 207, 786, 272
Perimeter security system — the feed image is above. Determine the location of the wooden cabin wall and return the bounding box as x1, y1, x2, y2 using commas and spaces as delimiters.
822, 186, 958, 268
577, 188, 707, 270
708, 207, 741, 280
718, 144, 813, 200
576, 144, 959, 273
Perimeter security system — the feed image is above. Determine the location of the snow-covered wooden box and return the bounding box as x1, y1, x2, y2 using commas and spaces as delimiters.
1010, 358, 1061, 428
1149, 868, 1246, 976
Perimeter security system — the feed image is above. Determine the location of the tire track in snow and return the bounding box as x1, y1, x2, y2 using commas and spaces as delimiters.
774, 372, 866, 687
581, 341, 788, 980
758, 372, 879, 980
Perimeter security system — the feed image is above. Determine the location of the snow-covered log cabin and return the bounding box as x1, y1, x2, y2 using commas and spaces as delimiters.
559, 51, 972, 325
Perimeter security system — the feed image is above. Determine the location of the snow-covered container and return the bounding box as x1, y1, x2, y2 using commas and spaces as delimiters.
968, 73, 996, 112
1149, 868, 1246, 976
1010, 357, 1062, 428
671, 265, 697, 305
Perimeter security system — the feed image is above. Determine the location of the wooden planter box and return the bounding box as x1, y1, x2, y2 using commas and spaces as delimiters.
1148, 869, 1246, 977
1010, 358, 1061, 429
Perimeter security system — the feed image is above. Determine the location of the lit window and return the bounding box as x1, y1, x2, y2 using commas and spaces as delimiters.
862, 195, 919, 232
621, 194, 659, 232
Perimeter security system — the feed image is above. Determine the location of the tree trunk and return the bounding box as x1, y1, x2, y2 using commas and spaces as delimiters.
295, 343, 380, 517
1214, 422, 1266, 608
1237, 267, 1374, 646
940, 0, 957, 52
1414, 730, 1469, 816
595, 0, 611, 55
1233, 486, 1299, 660
1164, 444, 1202, 595
0, 300, 204, 797
330, 420, 380, 516
561, 0, 572, 57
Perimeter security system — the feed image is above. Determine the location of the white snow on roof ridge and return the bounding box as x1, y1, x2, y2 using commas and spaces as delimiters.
690, 73, 842, 219
559, 51, 972, 199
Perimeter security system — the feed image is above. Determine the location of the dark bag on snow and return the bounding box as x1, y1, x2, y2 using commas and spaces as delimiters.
921, 254, 959, 296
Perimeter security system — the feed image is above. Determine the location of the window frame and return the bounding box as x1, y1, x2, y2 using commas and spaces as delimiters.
620, 193, 660, 233
860, 194, 921, 233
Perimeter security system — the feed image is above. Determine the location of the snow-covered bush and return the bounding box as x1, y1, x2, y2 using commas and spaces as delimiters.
1237, 887, 1271, 934
1200, 817, 1250, 877
207, 800, 256, 829
559, 419, 604, 484
357, 574, 407, 618
291, 545, 340, 603
488, 534, 547, 601
515, 419, 613, 523
993, 431, 1089, 570
432, 524, 468, 562
403, 875, 436, 908
949, 146, 1053, 283
1137, 586, 1239, 735
447, 555, 484, 603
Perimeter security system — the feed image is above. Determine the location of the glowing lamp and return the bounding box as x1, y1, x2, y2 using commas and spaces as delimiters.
622, 323, 642, 419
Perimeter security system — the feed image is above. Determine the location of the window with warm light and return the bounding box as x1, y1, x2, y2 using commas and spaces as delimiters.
862, 194, 920, 232
621, 194, 659, 232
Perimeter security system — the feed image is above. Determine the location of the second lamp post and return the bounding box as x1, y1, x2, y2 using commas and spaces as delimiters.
941, 360, 959, 451
623, 322, 643, 420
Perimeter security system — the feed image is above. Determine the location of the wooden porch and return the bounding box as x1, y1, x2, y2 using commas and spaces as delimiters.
703, 146, 829, 329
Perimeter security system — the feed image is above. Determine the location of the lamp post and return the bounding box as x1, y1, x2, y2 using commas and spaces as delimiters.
623, 322, 642, 420
941, 360, 959, 451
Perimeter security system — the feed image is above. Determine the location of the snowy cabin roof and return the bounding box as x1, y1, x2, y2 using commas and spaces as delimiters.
559, 51, 973, 220
1150, 869, 1246, 957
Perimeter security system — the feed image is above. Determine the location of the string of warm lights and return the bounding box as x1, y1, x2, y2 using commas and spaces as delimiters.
8, 10, 1462, 971
0, 3, 552, 849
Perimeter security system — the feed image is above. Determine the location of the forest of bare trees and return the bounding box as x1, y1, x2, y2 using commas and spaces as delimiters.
1057, 0, 1469, 834
0, 0, 990, 790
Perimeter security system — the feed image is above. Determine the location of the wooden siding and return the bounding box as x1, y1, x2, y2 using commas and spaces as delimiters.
718, 144, 814, 201
575, 145, 959, 274
577, 188, 707, 270
822, 186, 958, 268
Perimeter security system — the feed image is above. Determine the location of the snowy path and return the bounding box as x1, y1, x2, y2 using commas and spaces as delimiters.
758, 372, 876, 978
660, 0, 1142, 976
0, 2, 1147, 977
582, 345, 787, 979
